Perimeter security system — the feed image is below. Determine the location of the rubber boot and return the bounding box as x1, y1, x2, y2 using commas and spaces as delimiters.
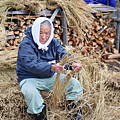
34, 104, 47, 120
67, 100, 84, 120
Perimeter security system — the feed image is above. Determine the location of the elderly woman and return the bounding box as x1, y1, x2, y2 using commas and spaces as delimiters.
16, 17, 83, 120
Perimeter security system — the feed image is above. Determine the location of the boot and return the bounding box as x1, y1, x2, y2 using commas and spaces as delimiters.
34, 104, 47, 120
67, 100, 84, 120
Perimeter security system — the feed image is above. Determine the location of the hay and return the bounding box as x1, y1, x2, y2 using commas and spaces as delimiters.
0, 69, 33, 120
0, 57, 120, 120
52, 54, 75, 108
52, 52, 89, 108
0, 24, 6, 50
0, 1, 120, 119
46, 0, 94, 38
0, 55, 120, 120
76, 60, 120, 120
0, 48, 18, 68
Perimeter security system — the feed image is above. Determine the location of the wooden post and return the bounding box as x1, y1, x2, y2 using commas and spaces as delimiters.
61, 11, 68, 46
116, 9, 120, 52
50, 8, 60, 22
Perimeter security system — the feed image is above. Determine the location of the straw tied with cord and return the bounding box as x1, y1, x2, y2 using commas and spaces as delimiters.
50, 53, 82, 108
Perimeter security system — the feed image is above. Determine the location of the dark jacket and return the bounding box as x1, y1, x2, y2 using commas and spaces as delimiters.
16, 27, 68, 83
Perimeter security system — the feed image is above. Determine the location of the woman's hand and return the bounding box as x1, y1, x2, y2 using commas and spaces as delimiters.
51, 63, 64, 73
72, 63, 82, 72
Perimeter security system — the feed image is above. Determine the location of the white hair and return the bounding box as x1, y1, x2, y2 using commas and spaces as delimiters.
40, 20, 51, 27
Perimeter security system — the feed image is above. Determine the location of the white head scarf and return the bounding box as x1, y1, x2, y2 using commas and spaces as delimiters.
32, 17, 54, 51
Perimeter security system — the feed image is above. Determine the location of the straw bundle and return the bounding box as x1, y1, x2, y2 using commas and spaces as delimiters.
0, 24, 6, 50
0, 48, 18, 68
52, 54, 75, 108
0, 0, 46, 13
47, 0, 94, 38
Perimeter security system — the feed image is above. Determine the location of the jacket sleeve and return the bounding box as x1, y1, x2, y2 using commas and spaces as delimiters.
55, 40, 67, 61
109, 0, 116, 7
19, 41, 53, 76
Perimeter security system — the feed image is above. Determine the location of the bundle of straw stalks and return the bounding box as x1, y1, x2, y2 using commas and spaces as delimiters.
0, 48, 18, 68
52, 54, 75, 108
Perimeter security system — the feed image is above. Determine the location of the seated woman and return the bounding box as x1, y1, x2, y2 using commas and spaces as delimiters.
16, 17, 83, 120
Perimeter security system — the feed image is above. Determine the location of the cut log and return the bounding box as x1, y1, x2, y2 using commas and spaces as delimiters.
6, 35, 16, 40
68, 40, 73, 46
112, 48, 118, 54
90, 35, 95, 40
9, 39, 14, 46
13, 39, 18, 46
96, 39, 104, 47
103, 42, 111, 52
7, 31, 14, 36
14, 31, 19, 35
107, 53, 120, 59
97, 26, 107, 35
26, 19, 31, 24
55, 19, 61, 25
19, 20, 25, 26
11, 26, 18, 31
71, 36, 76, 43
102, 58, 116, 63
54, 29, 60, 34
102, 53, 120, 59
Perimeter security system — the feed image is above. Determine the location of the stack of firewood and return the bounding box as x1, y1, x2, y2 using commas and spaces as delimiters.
4, 12, 120, 62
4, 14, 63, 47
69, 12, 120, 63
4, 15, 42, 47
82, 12, 120, 62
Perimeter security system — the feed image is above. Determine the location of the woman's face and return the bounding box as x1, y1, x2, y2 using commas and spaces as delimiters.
39, 25, 51, 44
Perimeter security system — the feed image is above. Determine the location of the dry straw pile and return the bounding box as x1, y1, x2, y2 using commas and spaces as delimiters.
0, 47, 120, 120
0, 0, 120, 120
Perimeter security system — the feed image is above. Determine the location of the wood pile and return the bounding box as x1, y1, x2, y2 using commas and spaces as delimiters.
4, 14, 63, 48
67, 12, 120, 63
3, 11, 120, 63
80, 12, 120, 63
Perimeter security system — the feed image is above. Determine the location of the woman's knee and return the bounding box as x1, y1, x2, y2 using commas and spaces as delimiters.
71, 78, 81, 86
21, 83, 38, 97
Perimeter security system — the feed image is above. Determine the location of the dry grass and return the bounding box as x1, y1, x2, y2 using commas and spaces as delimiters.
0, 48, 18, 68
0, 53, 120, 120
0, 1, 120, 119
52, 53, 76, 108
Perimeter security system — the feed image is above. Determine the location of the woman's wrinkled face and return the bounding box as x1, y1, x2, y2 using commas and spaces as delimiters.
39, 25, 51, 44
